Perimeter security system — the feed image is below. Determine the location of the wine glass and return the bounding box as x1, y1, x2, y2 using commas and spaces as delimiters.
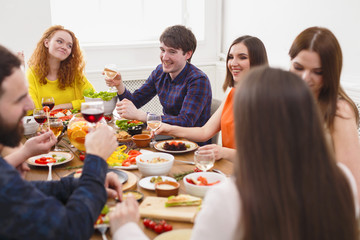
41, 97, 55, 111
104, 64, 119, 92
194, 150, 215, 172
48, 118, 64, 151
81, 102, 104, 127
147, 113, 162, 148
33, 108, 47, 132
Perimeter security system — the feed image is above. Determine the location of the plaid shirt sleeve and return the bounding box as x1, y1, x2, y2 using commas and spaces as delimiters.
117, 68, 159, 108
0, 154, 108, 240
161, 74, 212, 127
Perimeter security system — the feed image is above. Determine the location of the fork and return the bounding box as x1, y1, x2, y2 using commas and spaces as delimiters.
96, 224, 108, 240
47, 162, 54, 181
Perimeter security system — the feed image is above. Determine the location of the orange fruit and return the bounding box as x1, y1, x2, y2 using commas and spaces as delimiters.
70, 129, 87, 144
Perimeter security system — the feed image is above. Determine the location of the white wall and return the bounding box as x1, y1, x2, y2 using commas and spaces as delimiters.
222, 0, 360, 96
0, 0, 52, 64
1, 0, 359, 101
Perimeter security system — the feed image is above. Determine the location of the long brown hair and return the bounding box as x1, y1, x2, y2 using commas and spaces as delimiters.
234, 66, 357, 240
28, 25, 86, 90
223, 36, 268, 91
289, 26, 359, 130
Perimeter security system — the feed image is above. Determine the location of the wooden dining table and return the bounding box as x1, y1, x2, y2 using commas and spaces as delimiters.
24, 135, 234, 240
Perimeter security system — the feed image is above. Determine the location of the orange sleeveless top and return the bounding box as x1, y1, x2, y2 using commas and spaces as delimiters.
220, 88, 235, 149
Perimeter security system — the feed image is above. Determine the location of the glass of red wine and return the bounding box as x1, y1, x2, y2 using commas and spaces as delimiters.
41, 97, 55, 111
33, 108, 47, 132
81, 101, 104, 127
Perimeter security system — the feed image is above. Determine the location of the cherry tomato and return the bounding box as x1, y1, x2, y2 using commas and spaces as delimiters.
159, 220, 166, 226
154, 224, 164, 234
43, 106, 50, 112
163, 223, 173, 232
194, 167, 202, 172
79, 154, 86, 161
143, 218, 151, 228
148, 220, 156, 230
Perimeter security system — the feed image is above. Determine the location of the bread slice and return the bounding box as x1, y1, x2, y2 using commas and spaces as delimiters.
165, 194, 202, 207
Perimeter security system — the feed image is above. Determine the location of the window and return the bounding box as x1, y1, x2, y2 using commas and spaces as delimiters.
50, 0, 205, 45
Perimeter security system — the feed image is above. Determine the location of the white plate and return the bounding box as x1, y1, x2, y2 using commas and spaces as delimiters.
113, 164, 138, 170
27, 151, 74, 167
139, 176, 177, 190
154, 140, 198, 154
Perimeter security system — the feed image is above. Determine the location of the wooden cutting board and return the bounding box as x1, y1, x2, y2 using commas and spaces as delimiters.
139, 196, 200, 223
122, 170, 137, 191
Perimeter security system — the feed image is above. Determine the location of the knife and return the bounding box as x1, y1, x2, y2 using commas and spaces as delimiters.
175, 160, 195, 165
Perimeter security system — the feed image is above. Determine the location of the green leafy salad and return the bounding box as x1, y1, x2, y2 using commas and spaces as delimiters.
83, 88, 117, 101
115, 119, 143, 131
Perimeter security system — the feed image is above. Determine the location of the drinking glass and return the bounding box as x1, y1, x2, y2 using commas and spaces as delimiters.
49, 118, 64, 151
41, 97, 55, 111
147, 113, 162, 148
194, 150, 215, 172
33, 108, 47, 132
81, 102, 105, 127
104, 64, 119, 92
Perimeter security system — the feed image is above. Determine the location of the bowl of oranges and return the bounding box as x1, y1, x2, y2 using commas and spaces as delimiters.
67, 114, 89, 151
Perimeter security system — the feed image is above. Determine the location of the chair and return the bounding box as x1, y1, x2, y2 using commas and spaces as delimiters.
210, 98, 222, 144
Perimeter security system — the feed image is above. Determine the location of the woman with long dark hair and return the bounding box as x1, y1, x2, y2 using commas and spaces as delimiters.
289, 26, 360, 199
190, 67, 359, 240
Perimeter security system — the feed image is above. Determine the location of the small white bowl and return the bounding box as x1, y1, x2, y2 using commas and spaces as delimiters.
22, 116, 39, 135
136, 152, 174, 177
183, 172, 226, 198
84, 96, 117, 115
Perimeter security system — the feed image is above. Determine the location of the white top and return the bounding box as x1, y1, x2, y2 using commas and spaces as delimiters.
113, 163, 359, 240
190, 162, 359, 240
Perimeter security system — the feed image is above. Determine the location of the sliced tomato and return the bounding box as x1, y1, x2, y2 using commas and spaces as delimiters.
197, 176, 208, 185
127, 150, 141, 156
128, 120, 141, 124
127, 156, 137, 164
59, 115, 73, 121
34, 157, 56, 164
122, 161, 131, 167
186, 178, 195, 184
207, 180, 221, 186
95, 216, 103, 225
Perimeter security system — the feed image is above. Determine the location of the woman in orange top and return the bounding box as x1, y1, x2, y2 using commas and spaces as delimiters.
156, 36, 268, 160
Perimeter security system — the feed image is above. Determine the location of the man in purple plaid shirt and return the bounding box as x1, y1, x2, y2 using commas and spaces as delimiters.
106, 25, 212, 133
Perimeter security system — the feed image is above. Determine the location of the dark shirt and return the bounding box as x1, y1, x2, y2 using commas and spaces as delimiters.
118, 63, 212, 128
0, 154, 108, 240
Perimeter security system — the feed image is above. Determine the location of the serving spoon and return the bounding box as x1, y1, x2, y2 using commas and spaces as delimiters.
95, 224, 108, 240
47, 162, 54, 181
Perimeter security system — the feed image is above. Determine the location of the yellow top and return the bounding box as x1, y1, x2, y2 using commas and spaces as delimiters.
27, 67, 95, 111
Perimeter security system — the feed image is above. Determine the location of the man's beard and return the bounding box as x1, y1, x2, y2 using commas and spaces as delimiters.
0, 113, 25, 147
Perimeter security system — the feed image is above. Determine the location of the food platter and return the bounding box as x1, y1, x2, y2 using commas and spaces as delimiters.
49, 108, 74, 121
27, 151, 74, 167
154, 140, 198, 154
139, 176, 177, 190
113, 164, 138, 170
